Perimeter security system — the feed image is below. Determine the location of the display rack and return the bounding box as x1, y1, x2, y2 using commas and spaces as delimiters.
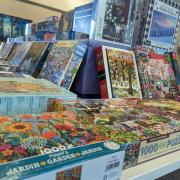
121, 151, 180, 180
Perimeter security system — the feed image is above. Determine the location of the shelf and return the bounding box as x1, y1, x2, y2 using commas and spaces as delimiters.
121, 151, 180, 180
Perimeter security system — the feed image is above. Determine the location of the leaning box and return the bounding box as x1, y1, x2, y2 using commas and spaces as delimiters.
0, 141, 125, 180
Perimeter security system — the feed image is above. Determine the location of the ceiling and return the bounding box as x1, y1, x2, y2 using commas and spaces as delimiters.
19, 0, 93, 12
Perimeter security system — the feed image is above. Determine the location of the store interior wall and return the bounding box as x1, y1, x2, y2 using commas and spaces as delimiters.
0, 0, 93, 23
0, 0, 62, 22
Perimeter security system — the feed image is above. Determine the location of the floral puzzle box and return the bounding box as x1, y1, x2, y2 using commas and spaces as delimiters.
0, 112, 125, 180
48, 98, 180, 169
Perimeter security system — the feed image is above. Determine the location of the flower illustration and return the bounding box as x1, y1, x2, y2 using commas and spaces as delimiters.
43, 131, 58, 139
14, 146, 28, 156
2, 149, 13, 157
0, 116, 11, 123
0, 144, 12, 151
55, 124, 73, 130
21, 114, 33, 120
70, 132, 78, 137
39, 115, 53, 121
7, 122, 32, 133
61, 111, 76, 120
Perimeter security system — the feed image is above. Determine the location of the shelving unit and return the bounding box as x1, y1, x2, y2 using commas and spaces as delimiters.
121, 151, 180, 180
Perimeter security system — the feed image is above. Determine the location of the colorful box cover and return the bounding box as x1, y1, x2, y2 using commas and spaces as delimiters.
36, 31, 45, 41
0, 77, 76, 115
2, 15, 12, 41
6, 43, 19, 62
37, 21, 49, 32
10, 42, 33, 67
18, 42, 49, 76
12, 18, 31, 38
170, 51, 180, 93
59, 10, 74, 32
96, 46, 142, 98
57, 31, 89, 40
40, 41, 87, 90
0, 17, 3, 41
0, 43, 14, 59
144, 0, 180, 50
44, 33, 56, 41
48, 98, 180, 169
73, 3, 93, 35
0, 112, 125, 180
32, 24, 37, 35
137, 47, 178, 98
132, 0, 150, 45
93, 0, 137, 46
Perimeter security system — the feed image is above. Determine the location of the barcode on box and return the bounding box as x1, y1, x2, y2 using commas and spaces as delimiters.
106, 162, 120, 172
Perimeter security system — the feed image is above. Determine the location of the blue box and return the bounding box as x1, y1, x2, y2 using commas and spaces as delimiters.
73, 3, 93, 35
0, 77, 77, 115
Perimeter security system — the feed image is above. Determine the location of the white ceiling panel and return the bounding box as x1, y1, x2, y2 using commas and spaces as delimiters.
28, 0, 93, 11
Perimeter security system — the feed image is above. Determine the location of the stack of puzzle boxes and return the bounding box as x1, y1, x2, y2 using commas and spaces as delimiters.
0, 78, 125, 180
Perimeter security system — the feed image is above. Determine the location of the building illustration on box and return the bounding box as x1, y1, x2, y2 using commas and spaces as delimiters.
96, 46, 142, 98
40, 41, 87, 90
137, 47, 178, 98
93, 0, 136, 45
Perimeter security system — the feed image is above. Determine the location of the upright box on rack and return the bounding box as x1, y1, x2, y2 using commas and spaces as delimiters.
136, 47, 179, 98
95, 46, 142, 99
135, 0, 180, 50
40, 40, 87, 90
0, 112, 125, 180
0, 77, 77, 115
18, 42, 50, 77
90, 0, 137, 46
73, 3, 93, 35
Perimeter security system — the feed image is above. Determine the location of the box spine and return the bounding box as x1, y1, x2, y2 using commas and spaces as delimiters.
31, 43, 51, 78
95, 47, 108, 99
171, 52, 180, 94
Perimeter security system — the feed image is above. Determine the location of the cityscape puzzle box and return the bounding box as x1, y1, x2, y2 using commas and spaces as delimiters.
40, 40, 87, 90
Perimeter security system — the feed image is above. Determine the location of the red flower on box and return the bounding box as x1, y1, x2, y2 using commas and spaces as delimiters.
0, 144, 12, 151
39, 115, 53, 120
14, 146, 28, 156
43, 131, 57, 139
55, 124, 73, 130
21, 114, 33, 120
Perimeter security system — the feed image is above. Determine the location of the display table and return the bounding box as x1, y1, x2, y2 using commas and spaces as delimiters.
121, 150, 180, 180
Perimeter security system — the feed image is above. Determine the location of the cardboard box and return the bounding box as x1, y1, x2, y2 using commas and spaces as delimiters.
0, 78, 76, 115
0, 141, 124, 180
0, 112, 125, 180
48, 98, 180, 169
